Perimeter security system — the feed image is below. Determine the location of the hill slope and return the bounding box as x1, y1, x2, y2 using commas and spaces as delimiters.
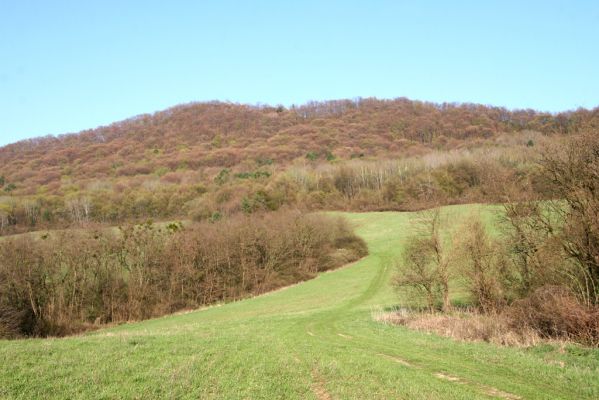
1, 98, 598, 235
1, 206, 597, 399
2, 98, 598, 197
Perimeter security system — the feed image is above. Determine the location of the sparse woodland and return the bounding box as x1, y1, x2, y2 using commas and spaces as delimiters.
392, 133, 599, 346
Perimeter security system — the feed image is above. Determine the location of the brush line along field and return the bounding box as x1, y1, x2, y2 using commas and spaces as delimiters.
1, 205, 597, 399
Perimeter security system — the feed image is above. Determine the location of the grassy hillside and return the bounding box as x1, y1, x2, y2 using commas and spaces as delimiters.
1, 205, 598, 399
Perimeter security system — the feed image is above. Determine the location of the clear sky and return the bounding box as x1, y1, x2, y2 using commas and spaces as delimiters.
1, 1, 598, 146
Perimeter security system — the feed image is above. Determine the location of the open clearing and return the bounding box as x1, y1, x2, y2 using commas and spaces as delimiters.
1, 205, 598, 399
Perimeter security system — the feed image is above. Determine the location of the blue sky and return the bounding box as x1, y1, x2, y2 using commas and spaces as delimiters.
1, 1, 598, 146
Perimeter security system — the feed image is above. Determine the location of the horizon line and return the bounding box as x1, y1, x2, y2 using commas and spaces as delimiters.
2, 95, 597, 149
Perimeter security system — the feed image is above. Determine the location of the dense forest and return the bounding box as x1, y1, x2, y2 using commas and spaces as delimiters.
1, 98, 598, 234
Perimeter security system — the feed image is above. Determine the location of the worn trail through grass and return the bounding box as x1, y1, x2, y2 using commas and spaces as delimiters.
1, 205, 598, 399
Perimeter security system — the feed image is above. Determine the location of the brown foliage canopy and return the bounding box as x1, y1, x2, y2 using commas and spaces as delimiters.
0, 210, 367, 338
3, 98, 597, 195
0, 98, 597, 233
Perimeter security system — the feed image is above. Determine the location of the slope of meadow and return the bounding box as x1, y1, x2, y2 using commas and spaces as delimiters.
1, 205, 597, 399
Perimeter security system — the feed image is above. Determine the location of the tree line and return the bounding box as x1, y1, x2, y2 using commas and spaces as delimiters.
0, 210, 367, 338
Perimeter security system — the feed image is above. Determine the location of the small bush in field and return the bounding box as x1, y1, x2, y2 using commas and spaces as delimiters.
214, 168, 230, 185
507, 286, 599, 346
209, 211, 222, 222
306, 151, 318, 161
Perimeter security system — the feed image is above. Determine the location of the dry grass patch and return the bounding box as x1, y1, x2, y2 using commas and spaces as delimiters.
373, 308, 542, 347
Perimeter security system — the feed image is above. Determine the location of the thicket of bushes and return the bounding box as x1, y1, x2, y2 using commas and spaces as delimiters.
180, 140, 550, 222
0, 210, 367, 338
393, 133, 599, 346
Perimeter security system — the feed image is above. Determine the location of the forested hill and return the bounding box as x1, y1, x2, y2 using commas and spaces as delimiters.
0, 97, 598, 234
2, 98, 598, 194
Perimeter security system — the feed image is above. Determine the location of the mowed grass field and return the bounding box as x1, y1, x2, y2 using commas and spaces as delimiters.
1, 205, 598, 399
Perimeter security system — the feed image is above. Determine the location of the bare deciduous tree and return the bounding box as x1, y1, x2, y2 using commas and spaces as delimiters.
393, 208, 453, 312
457, 217, 507, 314
541, 133, 599, 305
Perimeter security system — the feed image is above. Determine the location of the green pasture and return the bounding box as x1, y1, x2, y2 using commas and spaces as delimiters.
1, 205, 597, 399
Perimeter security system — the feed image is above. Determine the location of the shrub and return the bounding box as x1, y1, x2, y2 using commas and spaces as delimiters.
456, 217, 508, 313
542, 133, 599, 305
306, 151, 318, 161
394, 237, 440, 311
393, 209, 453, 312
507, 286, 599, 346
214, 168, 230, 185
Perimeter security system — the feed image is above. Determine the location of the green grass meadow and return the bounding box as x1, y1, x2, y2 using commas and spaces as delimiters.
1, 205, 598, 399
